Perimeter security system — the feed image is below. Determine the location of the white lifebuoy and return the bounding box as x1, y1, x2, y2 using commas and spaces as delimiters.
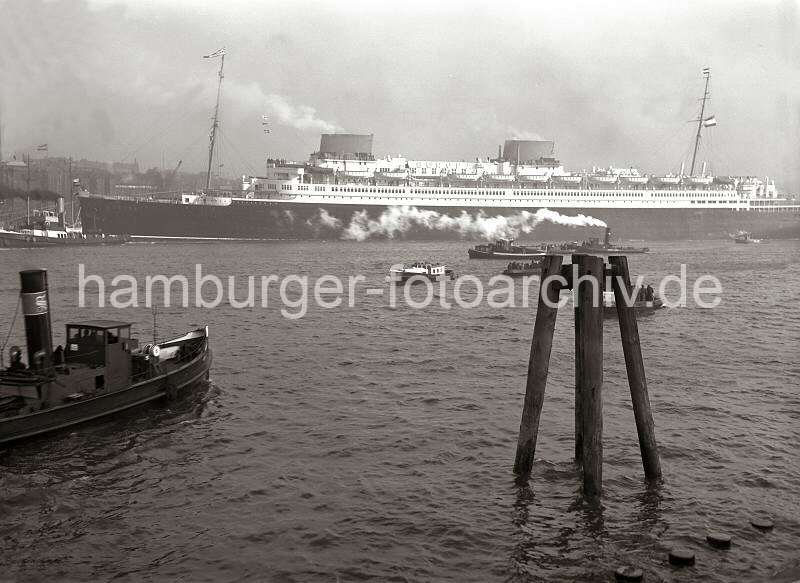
151, 345, 161, 358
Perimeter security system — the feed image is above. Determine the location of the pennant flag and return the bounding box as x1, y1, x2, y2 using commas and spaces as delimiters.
203, 48, 225, 59
702, 67, 710, 75
703, 116, 717, 127
36, 144, 48, 151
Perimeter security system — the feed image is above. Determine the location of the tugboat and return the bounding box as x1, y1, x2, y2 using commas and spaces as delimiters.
548, 227, 649, 254
502, 259, 543, 277
0, 269, 211, 444
390, 262, 456, 284
602, 286, 663, 317
733, 230, 761, 244
468, 238, 546, 259
0, 197, 129, 248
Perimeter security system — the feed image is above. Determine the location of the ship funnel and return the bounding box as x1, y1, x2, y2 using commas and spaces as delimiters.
19, 269, 53, 369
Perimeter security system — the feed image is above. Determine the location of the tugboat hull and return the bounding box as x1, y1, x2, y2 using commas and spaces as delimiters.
0, 346, 211, 445
0, 230, 129, 249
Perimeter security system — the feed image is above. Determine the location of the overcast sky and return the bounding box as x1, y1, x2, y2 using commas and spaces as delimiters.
1, 0, 798, 191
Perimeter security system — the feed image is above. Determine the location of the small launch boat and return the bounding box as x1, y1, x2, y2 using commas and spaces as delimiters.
390, 262, 456, 284
502, 259, 543, 277
0, 269, 211, 445
733, 231, 761, 244
602, 289, 663, 317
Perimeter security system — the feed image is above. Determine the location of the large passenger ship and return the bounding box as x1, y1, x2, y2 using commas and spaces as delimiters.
78, 65, 800, 241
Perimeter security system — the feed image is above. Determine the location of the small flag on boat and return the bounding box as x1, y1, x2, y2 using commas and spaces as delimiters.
203, 48, 225, 59
703, 115, 717, 127
702, 67, 710, 75
36, 144, 48, 151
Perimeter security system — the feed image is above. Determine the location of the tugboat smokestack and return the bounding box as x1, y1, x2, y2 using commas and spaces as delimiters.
19, 269, 53, 369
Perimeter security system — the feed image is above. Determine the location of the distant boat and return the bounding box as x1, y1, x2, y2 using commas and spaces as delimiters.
468, 238, 547, 259
502, 260, 542, 277
0, 199, 129, 248
547, 227, 649, 254
733, 230, 761, 244
390, 261, 456, 284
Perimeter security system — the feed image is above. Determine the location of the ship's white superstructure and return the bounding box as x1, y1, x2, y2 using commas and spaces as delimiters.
237, 153, 787, 213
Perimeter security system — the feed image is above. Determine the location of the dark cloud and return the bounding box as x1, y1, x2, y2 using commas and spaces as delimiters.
1, 0, 797, 192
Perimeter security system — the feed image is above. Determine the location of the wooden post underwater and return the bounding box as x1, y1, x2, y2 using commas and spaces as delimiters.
609, 255, 662, 481
513, 254, 564, 477
573, 255, 604, 498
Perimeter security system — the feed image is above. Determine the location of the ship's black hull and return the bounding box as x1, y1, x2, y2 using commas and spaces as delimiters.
78, 196, 800, 241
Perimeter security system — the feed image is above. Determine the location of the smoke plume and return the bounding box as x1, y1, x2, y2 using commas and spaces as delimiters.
341, 207, 606, 241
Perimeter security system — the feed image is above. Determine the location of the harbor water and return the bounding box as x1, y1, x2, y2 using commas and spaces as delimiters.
0, 239, 798, 582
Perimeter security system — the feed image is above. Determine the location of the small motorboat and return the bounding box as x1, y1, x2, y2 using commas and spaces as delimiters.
502, 259, 543, 277
390, 262, 456, 284
602, 289, 663, 317
0, 269, 211, 445
733, 231, 761, 244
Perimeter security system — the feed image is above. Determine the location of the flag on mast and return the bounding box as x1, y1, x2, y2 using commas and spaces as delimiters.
703, 116, 717, 127
36, 144, 48, 151
203, 48, 226, 59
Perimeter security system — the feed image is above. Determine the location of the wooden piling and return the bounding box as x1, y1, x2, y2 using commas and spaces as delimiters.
513, 254, 564, 476
574, 255, 604, 497
574, 278, 583, 464
609, 255, 662, 481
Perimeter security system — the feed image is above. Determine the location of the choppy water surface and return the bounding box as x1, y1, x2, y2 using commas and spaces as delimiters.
0, 239, 798, 582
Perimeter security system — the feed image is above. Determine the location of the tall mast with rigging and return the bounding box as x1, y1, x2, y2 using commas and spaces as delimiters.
204, 48, 226, 191
690, 67, 711, 176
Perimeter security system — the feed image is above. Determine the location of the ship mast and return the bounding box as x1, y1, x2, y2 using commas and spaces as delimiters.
690, 67, 711, 176
204, 48, 226, 191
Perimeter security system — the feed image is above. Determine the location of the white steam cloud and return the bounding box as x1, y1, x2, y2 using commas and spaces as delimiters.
226, 80, 341, 133
263, 94, 341, 133
341, 207, 606, 241
317, 208, 342, 228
